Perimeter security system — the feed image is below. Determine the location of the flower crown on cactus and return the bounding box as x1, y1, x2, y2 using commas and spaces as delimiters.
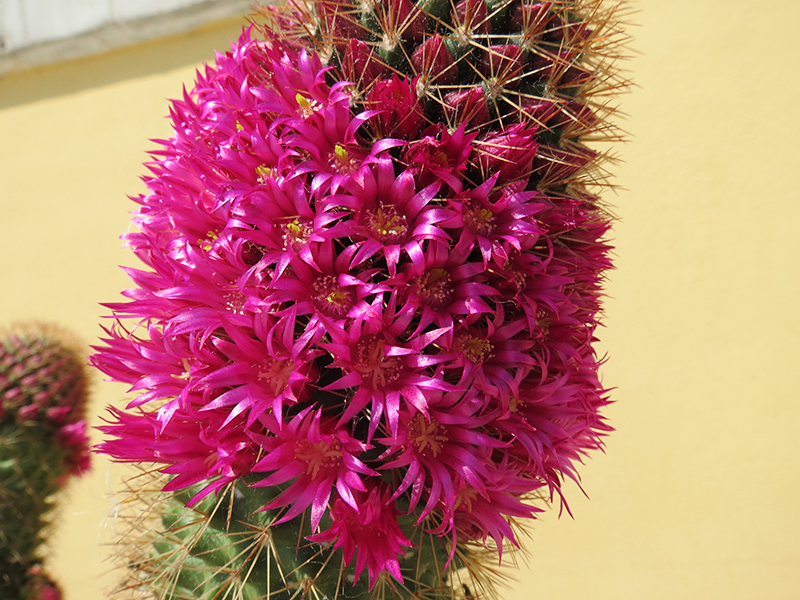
95, 0, 627, 593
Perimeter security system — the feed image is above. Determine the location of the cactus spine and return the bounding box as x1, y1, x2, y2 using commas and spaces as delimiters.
1, 324, 91, 600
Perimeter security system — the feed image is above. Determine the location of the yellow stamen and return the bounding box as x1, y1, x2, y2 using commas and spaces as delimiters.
296, 93, 310, 111
198, 230, 218, 251
294, 438, 342, 480
255, 165, 272, 183
407, 413, 448, 458
454, 334, 493, 363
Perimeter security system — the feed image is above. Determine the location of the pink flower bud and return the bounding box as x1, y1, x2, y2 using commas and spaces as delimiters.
533, 144, 597, 185
46, 405, 71, 424
367, 74, 424, 140
341, 39, 389, 88
3, 386, 21, 404
482, 45, 524, 86
473, 123, 539, 183
405, 124, 476, 189
516, 97, 558, 126
384, 0, 426, 45
411, 35, 457, 86
453, 0, 490, 35
56, 420, 91, 477
509, 2, 552, 34
548, 100, 599, 132
529, 50, 576, 84
318, 0, 365, 43
18, 403, 40, 421
542, 11, 566, 43
443, 86, 490, 130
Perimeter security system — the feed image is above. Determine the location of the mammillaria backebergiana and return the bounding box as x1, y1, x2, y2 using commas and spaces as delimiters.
94, 1, 628, 598
1, 324, 91, 600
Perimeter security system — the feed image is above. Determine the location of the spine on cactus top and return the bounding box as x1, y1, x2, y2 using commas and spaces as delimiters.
0, 323, 91, 600
95, 0, 628, 598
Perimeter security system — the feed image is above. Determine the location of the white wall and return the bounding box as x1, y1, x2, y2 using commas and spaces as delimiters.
0, 0, 254, 73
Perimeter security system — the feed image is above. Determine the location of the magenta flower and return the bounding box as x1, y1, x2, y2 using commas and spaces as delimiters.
367, 74, 424, 140
473, 122, 541, 183
250, 408, 376, 529
309, 484, 411, 588
94, 22, 613, 587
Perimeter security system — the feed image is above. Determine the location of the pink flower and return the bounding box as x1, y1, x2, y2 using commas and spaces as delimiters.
309, 484, 411, 588
379, 389, 507, 524
473, 122, 540, 183
250, 409, 376, 530
404, 123, 476, 191
443, 86, 490, 131
367, 74, 424, 140
322, 155, 450, 276
411, 34, 458, 86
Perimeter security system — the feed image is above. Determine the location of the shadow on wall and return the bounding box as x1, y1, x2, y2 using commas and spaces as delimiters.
0, 16, 248, 110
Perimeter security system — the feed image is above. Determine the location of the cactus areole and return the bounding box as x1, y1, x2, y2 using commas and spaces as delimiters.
95, 0, 626, 594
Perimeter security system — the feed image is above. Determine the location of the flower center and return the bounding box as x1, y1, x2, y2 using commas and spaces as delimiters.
222, 289, 246, 315
454, 334, 493, 363
312, 275, 354, 317
502, 262, 527, 292
406, 413, 448, 458
462, 201, 495, 236
430, 149, 450, 169
295, 93, 321, 118
508, 395, 524, 413
412, 268, 452, 308
328, 144, 357, 174
255, 358, 294, 395
353, 335, 401, 389
282, 219, 312, 252
198, 230, 219, 252
536, 309, 552, 330
294, 437, 342, 480
255, 164, 273, 184
368, 205, 408, 244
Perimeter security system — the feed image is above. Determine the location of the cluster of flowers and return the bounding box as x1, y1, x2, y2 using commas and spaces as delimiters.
95, 29, 610, 585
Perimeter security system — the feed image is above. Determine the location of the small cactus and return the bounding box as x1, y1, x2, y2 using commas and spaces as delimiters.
0, 324, 91, 600
96, 0, 628, 598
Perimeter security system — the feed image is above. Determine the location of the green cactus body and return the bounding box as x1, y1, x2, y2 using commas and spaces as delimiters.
113, 475, 501, 600
0, 324, 90, 600
0, 422, 71, 597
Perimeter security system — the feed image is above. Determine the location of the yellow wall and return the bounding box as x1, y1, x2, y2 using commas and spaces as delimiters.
1, 2, 799, 598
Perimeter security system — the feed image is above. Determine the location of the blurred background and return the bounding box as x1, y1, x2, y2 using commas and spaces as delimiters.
1, 0, 799, 598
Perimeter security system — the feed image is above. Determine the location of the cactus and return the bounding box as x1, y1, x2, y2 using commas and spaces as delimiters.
110, 470, 509, 600
0, 324, 91, 600
96, 1, 628, 598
